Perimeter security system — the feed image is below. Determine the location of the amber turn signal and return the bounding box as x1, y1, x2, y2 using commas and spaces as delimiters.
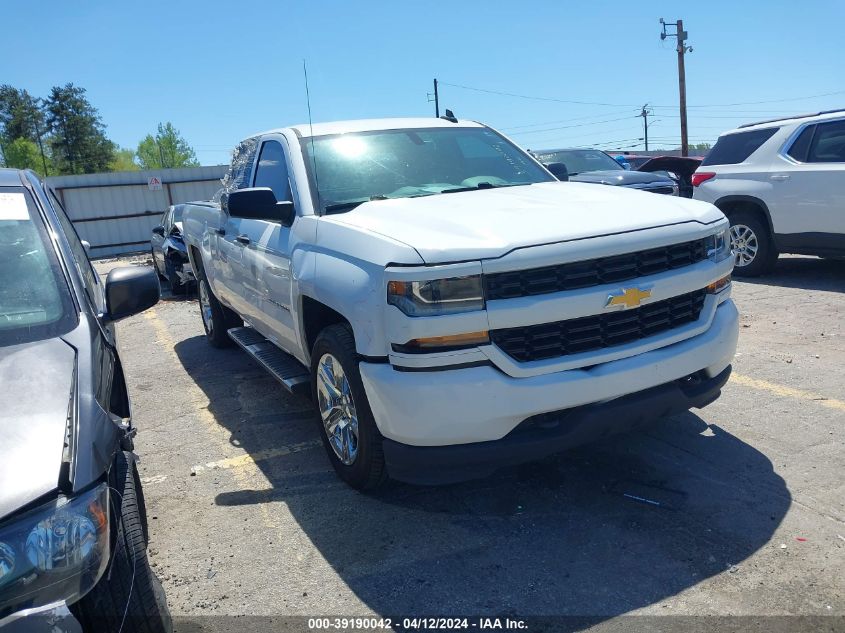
706, 274, 731, 294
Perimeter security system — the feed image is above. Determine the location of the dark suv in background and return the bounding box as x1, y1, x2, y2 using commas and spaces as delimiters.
0, 169, 170, 632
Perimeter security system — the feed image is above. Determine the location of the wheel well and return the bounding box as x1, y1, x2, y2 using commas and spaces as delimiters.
715, 197, 773, 236
189, 246, 204, 274
302, 296, 350, 355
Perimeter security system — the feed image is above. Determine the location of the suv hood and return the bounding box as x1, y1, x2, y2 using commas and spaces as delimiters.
570, 169, 673, 186
330, 181, 722, 263
0, 338, 75, 521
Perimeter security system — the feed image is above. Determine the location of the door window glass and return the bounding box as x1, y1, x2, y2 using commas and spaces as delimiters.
253, 140, 293, 202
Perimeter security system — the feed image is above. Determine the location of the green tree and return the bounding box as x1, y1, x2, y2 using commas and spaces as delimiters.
109, 146, 140, 171
3, 137, 43, 172
136, 122, 199, 169
692, 142, 712, 152
0, 85, 45, 145
44, 83, 114, 174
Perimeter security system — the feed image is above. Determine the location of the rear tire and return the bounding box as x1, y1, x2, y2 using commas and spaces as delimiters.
72, 452, 172, 633
195, 259, 241, 348
310, 324, 388, 490
727, 211, 778, 277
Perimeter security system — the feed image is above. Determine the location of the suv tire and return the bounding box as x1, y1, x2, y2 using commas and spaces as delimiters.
727, 211, 778, 277
310, 324, 388, 490
195, 258, 241, 347
72, 452, 172, 633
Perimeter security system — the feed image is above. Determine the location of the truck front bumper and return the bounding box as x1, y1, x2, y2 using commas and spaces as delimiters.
0, 602, 82, 633
382, 365, 730, 485
359, 299, 738, 483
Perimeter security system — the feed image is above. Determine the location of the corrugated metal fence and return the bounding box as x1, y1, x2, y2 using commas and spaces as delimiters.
46, 166, 226, 258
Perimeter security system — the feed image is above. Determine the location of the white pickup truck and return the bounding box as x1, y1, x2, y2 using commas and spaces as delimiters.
182, 117, 738, 489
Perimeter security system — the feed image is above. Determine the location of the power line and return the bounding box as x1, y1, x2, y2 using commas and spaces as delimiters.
507, 116, 638, 136
500, 109, 638, 131
439, 79, 845, 111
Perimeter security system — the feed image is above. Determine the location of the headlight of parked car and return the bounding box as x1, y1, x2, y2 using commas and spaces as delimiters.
707, 227, 732, 263
387, 275, 484, 316
0, 483, 109, 618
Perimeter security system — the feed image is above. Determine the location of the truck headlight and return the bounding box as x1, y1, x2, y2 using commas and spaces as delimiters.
707, 227, 732, 263
387, 275, 484, 317
0, 483, 109, 618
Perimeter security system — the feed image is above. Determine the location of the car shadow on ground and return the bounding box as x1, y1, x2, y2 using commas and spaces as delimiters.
173, 335, 789, 625
740, 256, 844, 292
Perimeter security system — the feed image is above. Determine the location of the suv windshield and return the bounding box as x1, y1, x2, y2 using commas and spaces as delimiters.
301, 127, 554, 213
532, 149, 623, 175
0, 187, 76, 346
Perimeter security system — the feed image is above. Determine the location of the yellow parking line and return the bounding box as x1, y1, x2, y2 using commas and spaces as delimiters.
731, 373, 845, 412
191, 440, 322, 474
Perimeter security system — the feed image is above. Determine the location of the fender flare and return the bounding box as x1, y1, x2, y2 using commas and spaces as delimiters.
713, 195, 776, 237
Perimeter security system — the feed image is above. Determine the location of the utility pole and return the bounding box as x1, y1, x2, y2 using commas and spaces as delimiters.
34, 120, 49, 176
427, 79, 440, 118
639, 104, 653, 151
660, 18, 693, 156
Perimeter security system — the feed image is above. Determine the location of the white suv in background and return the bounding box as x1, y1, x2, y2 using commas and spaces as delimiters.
692, 109, 845, 276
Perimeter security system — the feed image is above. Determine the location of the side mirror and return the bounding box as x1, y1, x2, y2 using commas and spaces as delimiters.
152, 225, 165, 236
104, 266, 160, 322
226, 187, 295, 226
544, 162, 569, 181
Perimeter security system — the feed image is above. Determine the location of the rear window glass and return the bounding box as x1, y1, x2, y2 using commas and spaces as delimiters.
701, 128, 779, 166
807, 119, 845, 163
0, 188, 76, 346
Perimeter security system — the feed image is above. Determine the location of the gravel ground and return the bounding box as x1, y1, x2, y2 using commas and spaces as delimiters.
96, 254, 844, 632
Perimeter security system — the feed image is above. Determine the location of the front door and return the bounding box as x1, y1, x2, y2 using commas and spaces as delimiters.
239, 138, 299, 354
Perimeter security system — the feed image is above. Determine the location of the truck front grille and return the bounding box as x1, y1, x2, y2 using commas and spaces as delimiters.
485, 238, 708, 301
490, 289, 707, 362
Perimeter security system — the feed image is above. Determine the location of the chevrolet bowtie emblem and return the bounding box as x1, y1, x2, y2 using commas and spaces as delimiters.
606, 287, 652, 309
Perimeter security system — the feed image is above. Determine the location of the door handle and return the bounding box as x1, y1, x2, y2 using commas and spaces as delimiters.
235, 234, 250, 245
215, 227, 226, 236
770, 174, 790, 181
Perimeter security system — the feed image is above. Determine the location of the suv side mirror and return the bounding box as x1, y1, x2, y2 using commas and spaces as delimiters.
225, 187, 295, 226
152, 225, 165, 236
544, 162, 569, 181
104, 266, 160, 322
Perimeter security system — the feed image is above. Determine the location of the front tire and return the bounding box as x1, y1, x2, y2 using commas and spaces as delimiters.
196, 262, 241, 348
72, 452, 172, 633
728, 211, 778, 277
310, 324, 387, 490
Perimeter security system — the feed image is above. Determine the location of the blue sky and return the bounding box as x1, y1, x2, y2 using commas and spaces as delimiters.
3, 0, 843, 165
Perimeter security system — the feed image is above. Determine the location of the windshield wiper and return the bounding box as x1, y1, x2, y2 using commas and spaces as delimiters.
439, 182, 526, 194
324, 195, 388, 214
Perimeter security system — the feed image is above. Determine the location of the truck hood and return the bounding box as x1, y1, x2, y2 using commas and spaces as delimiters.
0, 338, 75, 521
330, 181, 722, 263
570, 170, 673, 186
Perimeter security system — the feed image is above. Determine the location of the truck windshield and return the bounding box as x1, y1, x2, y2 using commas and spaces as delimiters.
532, 149, 623, 175
0, 187, 76, 347
301, 127, 554, 213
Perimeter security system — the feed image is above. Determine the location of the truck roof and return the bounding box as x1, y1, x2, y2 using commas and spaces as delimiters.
258, 117, 484, 139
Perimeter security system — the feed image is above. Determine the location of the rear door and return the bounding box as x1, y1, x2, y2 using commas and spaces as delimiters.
238, 136, 299, 353
768, 118, 845, 243
217, 139, 259, 315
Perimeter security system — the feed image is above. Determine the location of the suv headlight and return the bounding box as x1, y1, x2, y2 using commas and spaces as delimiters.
707, 227, 732, 263
387, 275, 484, 317
0, 483, 109, 618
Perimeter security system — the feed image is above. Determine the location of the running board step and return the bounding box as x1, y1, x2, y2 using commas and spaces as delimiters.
228, 327, 310, 397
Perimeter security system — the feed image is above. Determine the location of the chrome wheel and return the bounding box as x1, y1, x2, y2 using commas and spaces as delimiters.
316, 353, 358, 465
199, 280, 213, 334
730, 224, 758, 267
